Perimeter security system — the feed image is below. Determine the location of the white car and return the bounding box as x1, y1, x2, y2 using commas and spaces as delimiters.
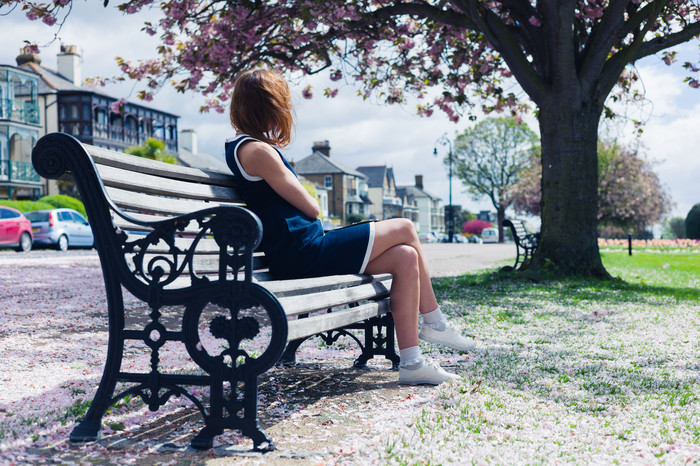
418, 232, 438, 243
481, 228, 498, 243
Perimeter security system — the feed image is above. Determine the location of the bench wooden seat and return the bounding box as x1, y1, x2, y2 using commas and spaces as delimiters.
32, 132, 398, 452
503, 219, 540, 270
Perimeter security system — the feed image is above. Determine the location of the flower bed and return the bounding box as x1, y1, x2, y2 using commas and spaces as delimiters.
598, 238, 700, 251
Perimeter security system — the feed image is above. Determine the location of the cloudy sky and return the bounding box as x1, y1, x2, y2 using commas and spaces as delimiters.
2, 2, 698, 223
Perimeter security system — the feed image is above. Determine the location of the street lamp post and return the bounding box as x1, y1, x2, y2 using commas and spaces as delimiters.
434, 133, 454, 243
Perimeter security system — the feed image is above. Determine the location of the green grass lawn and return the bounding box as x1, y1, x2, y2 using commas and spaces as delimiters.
344, 251, 700, 464
603, 251, 699, 293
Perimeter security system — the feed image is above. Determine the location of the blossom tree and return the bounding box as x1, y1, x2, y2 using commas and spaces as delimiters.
511, 139, 674, 237
8, 0, 700, 276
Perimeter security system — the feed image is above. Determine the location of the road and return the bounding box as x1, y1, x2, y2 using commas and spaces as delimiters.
0, 243, 516, 276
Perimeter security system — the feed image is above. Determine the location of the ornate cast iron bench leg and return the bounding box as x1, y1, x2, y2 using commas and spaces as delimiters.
70, 271, 125, 443
353, 313, 400, 370
183, 283, 286, 451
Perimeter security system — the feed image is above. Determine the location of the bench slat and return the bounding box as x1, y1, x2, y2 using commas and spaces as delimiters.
260, 273, 392, 298
275, 279, 391, 317
286, 298, 391, 341
105, 186, 241, 218
86, 144, 235, 187
98, 164, 241, 203
112, 215, 222, 236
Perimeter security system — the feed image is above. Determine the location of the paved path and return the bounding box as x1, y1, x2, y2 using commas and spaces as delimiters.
0, 243, 516, 275
421, 242, 516, 276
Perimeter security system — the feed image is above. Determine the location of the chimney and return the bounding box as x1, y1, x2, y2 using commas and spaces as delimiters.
415, 175, 423, 189
16, 46, 42, 67
180, 129, 198, 153
57, 45, 81, 86
312, 140, 331, 157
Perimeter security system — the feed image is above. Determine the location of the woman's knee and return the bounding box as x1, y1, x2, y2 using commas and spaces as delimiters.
393, 244, 420, 276
388, 218, 418, 243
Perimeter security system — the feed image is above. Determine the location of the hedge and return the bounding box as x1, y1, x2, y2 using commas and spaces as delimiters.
0, 195, 87, 219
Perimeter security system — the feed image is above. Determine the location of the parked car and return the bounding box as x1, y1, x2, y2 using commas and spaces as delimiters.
418, 232, 438, 243
440, 234, 468, 243
467, 234, 483, 244
481, 227, 498, 243
25, 208, 94, 251
0, 206, 33, 252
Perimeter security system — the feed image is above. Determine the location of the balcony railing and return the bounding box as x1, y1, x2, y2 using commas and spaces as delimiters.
383, 196, 403, 206
59, 122, 91, 137
93, 122, 178, 152
0, 160, 41, 183
0, 100, 40, 125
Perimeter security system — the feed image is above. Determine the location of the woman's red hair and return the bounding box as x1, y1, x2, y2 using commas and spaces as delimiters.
230, 69, 294, 148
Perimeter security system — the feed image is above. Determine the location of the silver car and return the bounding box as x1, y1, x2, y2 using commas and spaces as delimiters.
25, 208, 94, 251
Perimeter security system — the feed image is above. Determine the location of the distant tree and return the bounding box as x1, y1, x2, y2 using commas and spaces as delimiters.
512, 140, 673, 237
663, 217, 686, 239
300, 179, 323, 219
451, 117, 537, 243
457, 209, 476, 229
463, 219, 493, 236
597, 141, 672, 236
346, 213, 366, 225
125, 138, 179, 164
511, 150, 542, 217
686, 204, 700, 240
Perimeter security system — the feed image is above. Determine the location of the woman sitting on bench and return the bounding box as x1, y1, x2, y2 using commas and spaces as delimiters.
226, 69, 473, 385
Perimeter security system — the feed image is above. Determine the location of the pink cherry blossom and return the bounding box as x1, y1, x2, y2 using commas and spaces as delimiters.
301, 85, 313, 99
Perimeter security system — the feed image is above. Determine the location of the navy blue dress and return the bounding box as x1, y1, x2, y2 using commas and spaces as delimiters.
225, 135, 374, 279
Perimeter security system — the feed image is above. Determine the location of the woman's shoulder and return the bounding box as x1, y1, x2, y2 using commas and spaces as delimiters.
238, 138, 277, 159
237, 138, 282, 178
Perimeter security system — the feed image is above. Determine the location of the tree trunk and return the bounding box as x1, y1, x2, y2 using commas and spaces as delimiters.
527, 102, 609, 278
497, 205, 506, 243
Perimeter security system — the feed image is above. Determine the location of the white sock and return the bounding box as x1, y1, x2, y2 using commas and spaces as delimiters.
421, 306, 447, 330
399, 345, 423, 368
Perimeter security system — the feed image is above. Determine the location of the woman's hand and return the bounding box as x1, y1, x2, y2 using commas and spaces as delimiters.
237, 140, 320, 219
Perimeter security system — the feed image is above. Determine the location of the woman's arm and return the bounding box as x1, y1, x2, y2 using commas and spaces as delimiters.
237, 140, 320, 219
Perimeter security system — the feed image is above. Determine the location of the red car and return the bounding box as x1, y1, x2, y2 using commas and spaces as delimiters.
0, 206, 33, 252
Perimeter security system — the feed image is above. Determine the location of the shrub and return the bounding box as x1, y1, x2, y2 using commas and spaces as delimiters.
686, 204, 700, 240
0, 200, 55, 212
346, 213, 365, 225
664, 217, 686, 239
462, 219, 492, 235
39, 195, 87, 218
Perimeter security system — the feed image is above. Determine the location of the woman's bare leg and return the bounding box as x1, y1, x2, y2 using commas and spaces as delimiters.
366, 218, 438, 313
364, 243, 420, 349
363, 221, 460, 385
364, 218, 474, 354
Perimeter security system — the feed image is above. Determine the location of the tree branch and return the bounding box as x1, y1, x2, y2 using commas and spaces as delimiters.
579, 0, 629, 88
633, 20, 700, 60
596, 11, 659, 101
477, 5, 549, 103
619, 0, 670, 38
370, 1, 478, 30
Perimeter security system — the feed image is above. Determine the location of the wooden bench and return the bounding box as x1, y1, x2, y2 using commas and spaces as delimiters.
32, 132, 398, 451
503, 219, 540, 270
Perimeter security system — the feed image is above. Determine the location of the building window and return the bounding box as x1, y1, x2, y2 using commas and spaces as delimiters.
324, 175, 332, 189
153, 120, 165, 140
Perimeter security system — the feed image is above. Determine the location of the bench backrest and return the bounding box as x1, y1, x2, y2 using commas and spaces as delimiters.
505, 219, 529, 240
88, 145, 239, 226
32, 133, 275, 295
